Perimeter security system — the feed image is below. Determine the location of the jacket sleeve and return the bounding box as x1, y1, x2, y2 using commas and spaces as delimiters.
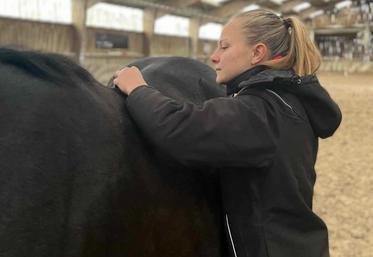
126, 85, 278, 168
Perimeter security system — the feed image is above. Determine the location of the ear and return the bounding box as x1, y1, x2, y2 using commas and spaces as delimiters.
251, 43, 269, 65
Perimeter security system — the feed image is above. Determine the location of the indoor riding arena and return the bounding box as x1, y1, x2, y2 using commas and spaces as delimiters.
0, 1, 372, 257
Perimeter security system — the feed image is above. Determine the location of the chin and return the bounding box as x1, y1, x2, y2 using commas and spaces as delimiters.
216, 77, 226, 84
216, 73, 236, 84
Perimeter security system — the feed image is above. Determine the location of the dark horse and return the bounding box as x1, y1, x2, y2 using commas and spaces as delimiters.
0, 48, 225, 257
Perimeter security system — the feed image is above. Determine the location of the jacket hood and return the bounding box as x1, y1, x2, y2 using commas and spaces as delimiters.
229, 66, 342, 139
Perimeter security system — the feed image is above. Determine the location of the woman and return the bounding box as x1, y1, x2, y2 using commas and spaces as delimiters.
114, 9, 341, 257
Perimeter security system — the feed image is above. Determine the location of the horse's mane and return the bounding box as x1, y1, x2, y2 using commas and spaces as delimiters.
0, 48, 101, 87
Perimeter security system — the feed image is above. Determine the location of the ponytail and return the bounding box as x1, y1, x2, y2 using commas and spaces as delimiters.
264, 16, 322, 76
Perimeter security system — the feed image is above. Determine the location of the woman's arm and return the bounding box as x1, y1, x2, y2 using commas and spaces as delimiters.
114, 66, 277, 168
126, 85, 277, 168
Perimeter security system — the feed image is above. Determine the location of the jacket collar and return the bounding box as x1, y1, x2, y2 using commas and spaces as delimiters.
226, 65, 302, 95
226, 65, 268, 95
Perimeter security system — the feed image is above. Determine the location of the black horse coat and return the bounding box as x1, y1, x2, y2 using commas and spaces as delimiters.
0, 49, 225, 257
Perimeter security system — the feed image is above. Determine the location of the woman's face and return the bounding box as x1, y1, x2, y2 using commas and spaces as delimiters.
210, 18, 255, 84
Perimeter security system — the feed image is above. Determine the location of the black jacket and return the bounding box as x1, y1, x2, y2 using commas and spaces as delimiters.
125, 65, 342, 257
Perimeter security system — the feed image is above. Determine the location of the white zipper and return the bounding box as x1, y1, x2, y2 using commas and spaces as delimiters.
232, 87, 247, 98
234, 87, 294, 114
225, 214, 238, 257
265, 89, 293, 111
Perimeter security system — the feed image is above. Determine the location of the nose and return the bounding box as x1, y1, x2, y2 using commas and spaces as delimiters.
210, 50, 219, 64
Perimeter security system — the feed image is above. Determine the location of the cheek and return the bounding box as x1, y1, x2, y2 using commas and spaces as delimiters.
233, 52, 253, 73
225, 49, 251, 66
229, 51, 250, 68
236, 49, 252, 64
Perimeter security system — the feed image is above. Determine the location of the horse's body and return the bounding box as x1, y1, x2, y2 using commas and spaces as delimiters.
0, 49, 225, 257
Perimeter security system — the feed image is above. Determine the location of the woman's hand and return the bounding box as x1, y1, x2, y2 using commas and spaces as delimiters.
114, 66, 148, 95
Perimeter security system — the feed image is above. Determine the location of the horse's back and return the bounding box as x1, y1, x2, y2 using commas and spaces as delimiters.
0, 50, 224, 257
129, 56, 224, 103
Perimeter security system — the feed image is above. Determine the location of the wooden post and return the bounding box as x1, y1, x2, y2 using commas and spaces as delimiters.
189, 17, 201, 59
363, 25, 371, 62
143, 8, 157, 56
71, 0, 88, 64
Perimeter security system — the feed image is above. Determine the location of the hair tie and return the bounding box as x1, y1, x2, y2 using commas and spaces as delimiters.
283, 18, 291, 30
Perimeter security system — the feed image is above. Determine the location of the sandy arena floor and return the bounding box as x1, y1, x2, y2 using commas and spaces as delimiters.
314, 72, 373, 257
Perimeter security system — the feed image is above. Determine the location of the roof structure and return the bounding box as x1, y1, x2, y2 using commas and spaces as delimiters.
86, 0, 361, 23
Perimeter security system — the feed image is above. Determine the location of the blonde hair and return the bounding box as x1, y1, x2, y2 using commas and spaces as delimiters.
233, 9, 321, 76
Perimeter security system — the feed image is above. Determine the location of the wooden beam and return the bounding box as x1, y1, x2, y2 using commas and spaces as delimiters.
189, 17, 202, 58
87, 0, 101, 8
86, 0, 225, 23
161, 0, 201, 8
300, 7, 319, 19
280, 0, 304, 13
282, 0, 335, 17
362, 25, 371, 61
143, 8, 157, 56
314, 27, 362, 35
71, 0, 88, 64
208, 0, 251, 18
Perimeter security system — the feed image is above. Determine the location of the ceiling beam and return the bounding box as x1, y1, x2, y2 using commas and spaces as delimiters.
282, 0, 343, 15
153, 0, 201, 20
207, 0, 252, 18
300, 7, 320, 19
86, 0, 226, 22
160, 0, 201, 8
257, 0, 280, 10
86, 0, 338, 26
280, 0, 305, 13
87, 0, 101, 8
